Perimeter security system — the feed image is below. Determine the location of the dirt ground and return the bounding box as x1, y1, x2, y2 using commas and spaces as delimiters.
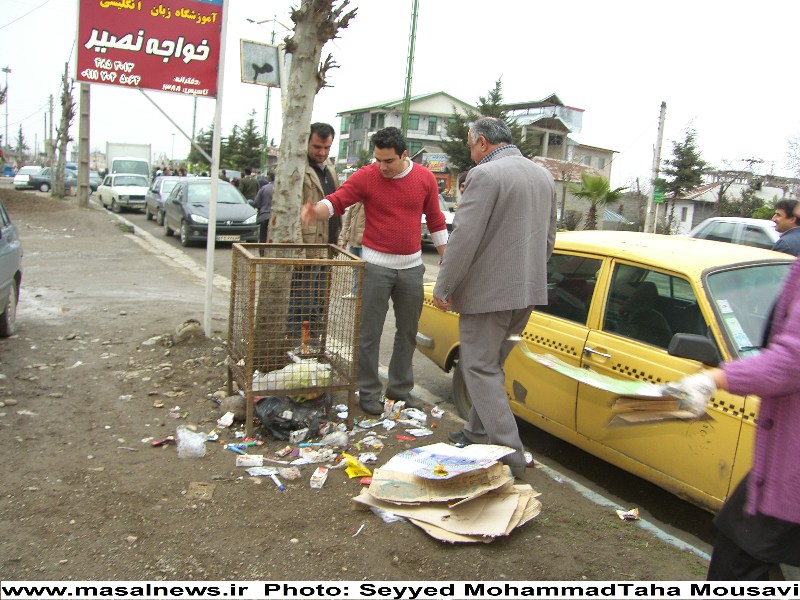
0, 188, 709, 582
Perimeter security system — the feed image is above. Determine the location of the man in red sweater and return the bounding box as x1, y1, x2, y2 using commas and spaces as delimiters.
302, 127, 448, 414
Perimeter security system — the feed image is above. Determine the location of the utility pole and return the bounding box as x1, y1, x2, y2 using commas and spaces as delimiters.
49, 94, 54, 166
400, 0, 419, 137
2, 66, 10, 154
645, 101, 666, 233
262, 19, 277, 174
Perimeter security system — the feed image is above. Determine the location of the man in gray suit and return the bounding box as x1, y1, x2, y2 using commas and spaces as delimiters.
432, 117, 557, 477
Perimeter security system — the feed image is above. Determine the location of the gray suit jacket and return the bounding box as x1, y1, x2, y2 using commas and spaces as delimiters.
433, 146, 557, 314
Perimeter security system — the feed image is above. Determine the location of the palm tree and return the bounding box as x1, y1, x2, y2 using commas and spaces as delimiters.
570, 172, 627, 230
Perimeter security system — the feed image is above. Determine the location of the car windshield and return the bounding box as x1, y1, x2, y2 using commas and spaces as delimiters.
161, 180, 179, 194
706, 262, 792, 357
115, 175, 149, 187
187, 183, 245, 204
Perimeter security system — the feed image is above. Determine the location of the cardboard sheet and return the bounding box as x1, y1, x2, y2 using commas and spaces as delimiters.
367, 462, 514, 504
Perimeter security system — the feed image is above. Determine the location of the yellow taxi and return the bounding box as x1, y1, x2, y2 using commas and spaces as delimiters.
416, 231, 794, 513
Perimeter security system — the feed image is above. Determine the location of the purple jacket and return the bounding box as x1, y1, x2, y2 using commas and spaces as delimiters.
722, 257, 800, 523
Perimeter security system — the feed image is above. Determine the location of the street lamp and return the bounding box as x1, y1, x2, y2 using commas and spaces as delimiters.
246, 17, 291, 173
2, 66, 10, 153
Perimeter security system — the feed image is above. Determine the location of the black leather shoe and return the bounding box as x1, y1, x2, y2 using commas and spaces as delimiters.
447, 430, 473, 446
359, 396, 384, 415
387, 395, 424, 409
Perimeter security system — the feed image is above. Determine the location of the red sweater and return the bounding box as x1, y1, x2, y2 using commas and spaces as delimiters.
326, 163, 446, 255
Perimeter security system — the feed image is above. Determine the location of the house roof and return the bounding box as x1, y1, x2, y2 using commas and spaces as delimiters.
337, 91, 475, 115
501, 94, 585, 112
531, 156, 601, 183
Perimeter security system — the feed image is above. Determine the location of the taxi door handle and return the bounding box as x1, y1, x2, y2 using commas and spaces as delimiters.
583, 346, 611, 359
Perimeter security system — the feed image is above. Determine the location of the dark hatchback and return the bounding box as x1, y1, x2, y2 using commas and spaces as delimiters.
145, 176, 181, 225
162, 178, 259, 247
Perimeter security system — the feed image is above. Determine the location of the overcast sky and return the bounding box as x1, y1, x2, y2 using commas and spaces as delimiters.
2, 0, 797, 187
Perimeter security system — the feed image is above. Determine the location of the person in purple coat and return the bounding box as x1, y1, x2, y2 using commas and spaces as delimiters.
670, 201, 800, 579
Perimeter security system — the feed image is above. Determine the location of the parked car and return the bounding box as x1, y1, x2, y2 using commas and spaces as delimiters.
144, 176, 181, 225
687, 216, 778, 249
96, 173, 150, 213
162, 177, 258, 247
2, 164, 15, 177
421, 194, 455, 244
27, 167, 77, 193
415, 230, 793, 513
0, 198, 22, 337
13, 166, 43, 190
89, 171, 103, 193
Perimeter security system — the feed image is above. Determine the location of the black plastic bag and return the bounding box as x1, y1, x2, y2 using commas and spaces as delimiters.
254, 393, 332, 440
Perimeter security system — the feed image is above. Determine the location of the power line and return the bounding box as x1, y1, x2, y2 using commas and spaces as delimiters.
0, 0, 54, 31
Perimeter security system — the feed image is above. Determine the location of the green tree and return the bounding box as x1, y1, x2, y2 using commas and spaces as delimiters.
440, 78, 536, 173
233, 110, 262, 170
14, 125, 29, 161
721, 180, 767, 218
661, 129, 707, 232
188, 123, 213, 170
222, 125, 242, 170
569, 172, 627, 230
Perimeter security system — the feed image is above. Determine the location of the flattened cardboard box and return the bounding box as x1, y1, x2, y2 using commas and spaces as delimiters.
367, 461, 513, 505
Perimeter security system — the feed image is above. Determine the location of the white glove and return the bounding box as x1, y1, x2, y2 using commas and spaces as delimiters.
664, 371, 716, 416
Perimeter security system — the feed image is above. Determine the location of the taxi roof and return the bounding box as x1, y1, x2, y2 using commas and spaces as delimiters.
554, 231, 793, 275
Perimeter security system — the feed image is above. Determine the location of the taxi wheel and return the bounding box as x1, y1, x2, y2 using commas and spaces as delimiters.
452, 360, 473, 420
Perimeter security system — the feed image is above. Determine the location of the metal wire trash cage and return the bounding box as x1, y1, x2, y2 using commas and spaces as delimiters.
227, 243, 364, 436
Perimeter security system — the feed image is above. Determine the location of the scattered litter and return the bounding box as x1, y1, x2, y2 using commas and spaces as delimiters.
381, 419, 397, 431
275, 445, 293, 457
278, 466, 302, 480
186, 481, 215, 500
319, 430, 349, 448
616, 508, 640, 521
430, 407, 444, 419
400, 408, 427, 422
360, 476, 372, 485
216, 411, 235, 428
235, 454, 264, 467
150, 435, 175, 447
310, 466, 329, 489
356, 419, 381, 429
16, 410, 38, 417
406, 427, 434, 437
118, 394, 132, 402
352, 524, 365, 537
395, 434, 416, 442
176, 426, 206, 459
369, 506, 406, 523
270, 473, 286, 491
358, 452, 378, 463
341, 453, 371, 478
289, 427, 309, 444
67, 361, 84, 369
245, 466, 278, 477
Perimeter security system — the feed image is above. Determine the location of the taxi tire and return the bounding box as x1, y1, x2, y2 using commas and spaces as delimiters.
452, 360, 473, 420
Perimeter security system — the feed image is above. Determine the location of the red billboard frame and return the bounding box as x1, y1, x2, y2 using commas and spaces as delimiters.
76, 0, 223, 97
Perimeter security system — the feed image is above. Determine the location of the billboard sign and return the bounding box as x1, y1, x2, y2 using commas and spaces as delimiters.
76, 0, 223, 97
240, 40, 280, 87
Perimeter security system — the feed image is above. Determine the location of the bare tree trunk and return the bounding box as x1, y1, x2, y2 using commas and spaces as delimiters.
254, 0, 356, 371
53, 62, 75, 199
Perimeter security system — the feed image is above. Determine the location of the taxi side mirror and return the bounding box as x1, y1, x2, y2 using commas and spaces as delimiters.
668, 333, 721, 367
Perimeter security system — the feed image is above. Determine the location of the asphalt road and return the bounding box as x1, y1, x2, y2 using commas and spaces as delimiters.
108, 199, 717, 558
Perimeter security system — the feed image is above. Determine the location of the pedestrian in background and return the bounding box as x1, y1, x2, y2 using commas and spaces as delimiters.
771, 199, 800, 256
432, 117, 557, 478
668, 199, 800, 580
251, 171, 274, 245
302, 126, 448, 415
340, 201, 365, 299
239, 167, 259, 201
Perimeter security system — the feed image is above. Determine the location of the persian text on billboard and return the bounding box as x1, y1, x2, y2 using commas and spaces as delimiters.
76, 0, 223, 98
